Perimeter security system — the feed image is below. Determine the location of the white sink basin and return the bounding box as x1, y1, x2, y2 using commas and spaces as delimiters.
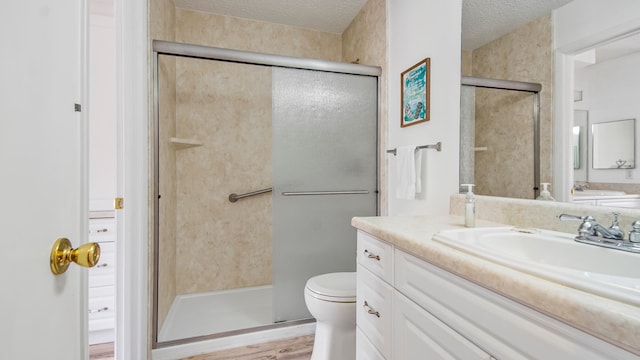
573, 189, 627, 196
433, 227, 640, 306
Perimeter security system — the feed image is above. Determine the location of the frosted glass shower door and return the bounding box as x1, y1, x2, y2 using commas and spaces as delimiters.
272, 68, 378, 322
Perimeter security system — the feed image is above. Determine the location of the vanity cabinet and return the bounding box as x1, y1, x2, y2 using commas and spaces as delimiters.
88, 212, 117, 345
356, 230, 639, 359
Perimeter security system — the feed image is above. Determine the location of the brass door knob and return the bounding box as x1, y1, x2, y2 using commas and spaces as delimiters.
50, 238, 101, 275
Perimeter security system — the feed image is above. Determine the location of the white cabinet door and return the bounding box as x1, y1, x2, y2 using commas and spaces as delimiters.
0, 0, 87, 358
393, 291, 491, 360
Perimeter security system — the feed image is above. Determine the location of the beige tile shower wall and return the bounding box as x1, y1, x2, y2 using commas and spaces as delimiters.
174, 58, 272, 294
173, 9, 343, 295
150, 0, 176, 332
342, 0, 387, 214
471, 14, 553, 199
461, 49, 472, 76
149, 0, 175, 42
175, 9, 342, 61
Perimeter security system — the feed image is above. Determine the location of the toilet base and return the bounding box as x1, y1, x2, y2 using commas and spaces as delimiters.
310, 320, 355, 360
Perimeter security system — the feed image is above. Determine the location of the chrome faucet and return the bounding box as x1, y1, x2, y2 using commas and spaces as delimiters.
557, 212, 640, 253
595, 212, 625, 240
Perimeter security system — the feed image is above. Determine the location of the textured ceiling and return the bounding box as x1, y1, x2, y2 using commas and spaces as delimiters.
462, 0, 573, 50
173, 0, 574, 49
173, 0, 368, 34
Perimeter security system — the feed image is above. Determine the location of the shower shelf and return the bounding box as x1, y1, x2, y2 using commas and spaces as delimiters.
170, 137, 203, 149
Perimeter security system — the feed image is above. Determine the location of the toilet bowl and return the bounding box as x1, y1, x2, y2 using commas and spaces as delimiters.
304, 272, 356, 360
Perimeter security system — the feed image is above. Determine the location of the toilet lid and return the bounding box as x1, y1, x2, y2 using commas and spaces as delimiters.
305, 272, 356, 302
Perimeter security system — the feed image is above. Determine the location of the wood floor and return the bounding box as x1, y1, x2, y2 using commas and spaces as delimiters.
88, 334, 314, 360
89, 342, 115, 360
181, 334, 315, 360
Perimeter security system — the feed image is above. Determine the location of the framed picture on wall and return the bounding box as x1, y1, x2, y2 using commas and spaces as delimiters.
401, 57, 430, 127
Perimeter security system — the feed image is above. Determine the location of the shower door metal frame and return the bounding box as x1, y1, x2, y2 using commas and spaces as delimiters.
151, 40, 381, 348
461, 76, 542, 199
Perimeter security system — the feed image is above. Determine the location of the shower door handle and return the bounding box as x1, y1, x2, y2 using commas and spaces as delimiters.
281, 190, 370, 196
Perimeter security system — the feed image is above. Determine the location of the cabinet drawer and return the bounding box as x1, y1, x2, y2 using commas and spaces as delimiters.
394, 291, 491, 359
357, 230, 393, 283
89, 242, 116, 287
88, 286, 115, 329
357, 265, 393, 358
356, 327, 386, 360
89, 218, 116, 242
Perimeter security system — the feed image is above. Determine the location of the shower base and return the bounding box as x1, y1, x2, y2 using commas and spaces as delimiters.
158, 285, 273, 342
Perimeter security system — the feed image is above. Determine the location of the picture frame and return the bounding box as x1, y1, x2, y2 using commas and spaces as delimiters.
401, 57, 430, 127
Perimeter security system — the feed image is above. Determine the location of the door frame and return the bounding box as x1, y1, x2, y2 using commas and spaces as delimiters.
115, 0, 148, 359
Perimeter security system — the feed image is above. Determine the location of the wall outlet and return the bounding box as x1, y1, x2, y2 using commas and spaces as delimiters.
626, 170, 633, 179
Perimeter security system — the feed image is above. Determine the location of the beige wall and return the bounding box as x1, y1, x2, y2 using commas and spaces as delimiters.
342, 0, 387, 214
470, 14, 553, 199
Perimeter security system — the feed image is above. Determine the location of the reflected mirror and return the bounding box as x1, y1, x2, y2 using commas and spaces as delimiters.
573, 126, 581, 169
573, 110, 588, 182
592, 119, 636, 169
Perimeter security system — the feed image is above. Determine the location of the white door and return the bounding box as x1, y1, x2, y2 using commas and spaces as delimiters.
0, 0, 87, 359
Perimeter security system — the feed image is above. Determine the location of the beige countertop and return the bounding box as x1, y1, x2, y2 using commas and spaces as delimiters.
351, 214, 640, 355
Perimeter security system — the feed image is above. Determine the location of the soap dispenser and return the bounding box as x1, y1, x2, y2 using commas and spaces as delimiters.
461, 184, 475, 227
536, 183, 556, 201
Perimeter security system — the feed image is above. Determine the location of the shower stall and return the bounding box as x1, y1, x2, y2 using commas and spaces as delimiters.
151, 41, 380, 347
460, 76, 542, 199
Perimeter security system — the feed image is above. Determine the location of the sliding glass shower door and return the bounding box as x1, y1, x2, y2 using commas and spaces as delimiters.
153, 40, 380, 346
272, 68, 378, 321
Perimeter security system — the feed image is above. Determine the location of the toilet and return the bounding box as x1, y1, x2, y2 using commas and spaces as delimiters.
304, 272, 357, 360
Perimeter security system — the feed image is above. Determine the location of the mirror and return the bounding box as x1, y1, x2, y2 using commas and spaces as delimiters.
573, 110, 588, 182
592, 119, 636, 169
462, 1, 640, 202
461, 3, 556, 200
573, 126, 581, 169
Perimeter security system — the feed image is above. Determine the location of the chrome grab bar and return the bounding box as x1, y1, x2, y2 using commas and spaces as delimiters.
228, 187, 273, 203
282, 190, 369, 196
